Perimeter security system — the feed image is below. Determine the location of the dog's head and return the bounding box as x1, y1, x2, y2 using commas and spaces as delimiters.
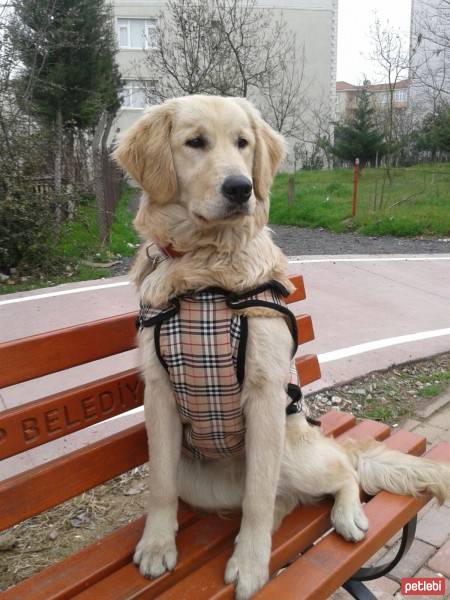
113, 95, 285, 238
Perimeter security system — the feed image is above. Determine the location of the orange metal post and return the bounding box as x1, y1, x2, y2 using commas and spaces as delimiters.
352, 158, 360, 217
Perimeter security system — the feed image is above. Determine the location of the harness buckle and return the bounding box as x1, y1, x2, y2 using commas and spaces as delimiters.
151, 255, 164, 269
145, 244, 166, 271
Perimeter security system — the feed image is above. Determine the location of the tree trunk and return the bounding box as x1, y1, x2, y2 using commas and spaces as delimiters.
287, 174, 295, 206
54, 107, 63, 224
66, 128, 75, 220
78, 131, 93, 192
93, 111, 115, 247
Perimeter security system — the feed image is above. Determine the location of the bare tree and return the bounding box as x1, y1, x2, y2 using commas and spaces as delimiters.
369, 18, 410, 167
136, 0, 225, 100
93, 111, 117, 245
410, 0, 450, 110
212, 0, 298, 98
257, 41, 307, 139
138, 0, 308, 139
293, 96, 335, 169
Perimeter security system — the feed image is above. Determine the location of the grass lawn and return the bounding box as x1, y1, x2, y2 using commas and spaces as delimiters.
58, 185, 139, 262
0, 185, 140, 295
270, 162, 450, 237
2, 164, 449, 295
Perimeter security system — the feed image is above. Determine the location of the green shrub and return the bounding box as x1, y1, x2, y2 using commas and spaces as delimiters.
0, 185, 61, 274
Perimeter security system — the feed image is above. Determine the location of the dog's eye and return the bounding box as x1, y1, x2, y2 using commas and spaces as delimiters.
237, 137, 248, 149
186, 137, 206, 149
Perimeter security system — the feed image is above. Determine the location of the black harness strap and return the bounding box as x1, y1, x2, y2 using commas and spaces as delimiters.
226, 281, 297, 357
286, 383, 321, 426
136, 281, 319, 424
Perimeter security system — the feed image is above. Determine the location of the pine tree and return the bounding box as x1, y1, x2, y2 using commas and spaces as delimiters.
417, 104, 450, 158
11, 0, 121, 197
332, 82, 385, 167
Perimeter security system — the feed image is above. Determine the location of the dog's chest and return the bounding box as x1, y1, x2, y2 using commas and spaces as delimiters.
138, 284, 297, 461
159, 292, 245, 460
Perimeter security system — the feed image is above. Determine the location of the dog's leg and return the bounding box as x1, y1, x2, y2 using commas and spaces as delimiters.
225, 317, 291, 600
280, 415, 369, 542
134, 333, 182, 578
330, 474, 369, 542
224, 385, 285, 598
272, 493, 298, 532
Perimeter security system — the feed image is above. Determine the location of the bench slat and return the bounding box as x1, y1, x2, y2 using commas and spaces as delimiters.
74, 515, 241, 600
0, 312, 137, 388
338, 419, 391, 441
1, 508, 198, 600
319, 410, 356, 437
1, 412, 355, 599
0, 368, 142, 460
0, 276, 306, 389
286, 275, 306, 304
296, 314, 314, 345
0, 423, 148, 532
255, 442, 448, 600
295, 354, 321, 386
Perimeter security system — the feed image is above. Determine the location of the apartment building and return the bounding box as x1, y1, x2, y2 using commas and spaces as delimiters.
112, 0, 160, 135
409, 0, 450, 116
335, 79, 410, 121
111, 0, 338, 146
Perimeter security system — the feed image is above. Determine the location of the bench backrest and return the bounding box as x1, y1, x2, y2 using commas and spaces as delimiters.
0, 275, 321, 532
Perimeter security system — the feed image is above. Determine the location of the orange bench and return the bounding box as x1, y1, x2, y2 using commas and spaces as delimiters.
0, 275, 449, 600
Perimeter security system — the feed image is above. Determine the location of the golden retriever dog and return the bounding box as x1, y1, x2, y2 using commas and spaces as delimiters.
113, 95, 450, 600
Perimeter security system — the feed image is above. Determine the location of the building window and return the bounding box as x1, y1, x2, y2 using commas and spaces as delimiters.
379, 93, 389, 105
394, 88, 408, 102
117, 18, 157, 50
121, 80, 158, 109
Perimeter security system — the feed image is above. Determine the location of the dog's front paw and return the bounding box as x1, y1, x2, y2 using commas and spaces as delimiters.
134, 533, 177, 578
224, 532, 270, 600
331, 502, 369, 542
134, 508, 178, 579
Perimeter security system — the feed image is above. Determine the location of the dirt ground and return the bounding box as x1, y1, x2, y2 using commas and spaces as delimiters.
1, 352, 450, 592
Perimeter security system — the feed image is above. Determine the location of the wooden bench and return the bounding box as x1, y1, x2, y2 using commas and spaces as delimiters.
1, 275, 449, 600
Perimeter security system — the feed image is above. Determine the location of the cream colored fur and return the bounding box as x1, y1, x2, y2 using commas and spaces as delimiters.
113, 95, 450, 600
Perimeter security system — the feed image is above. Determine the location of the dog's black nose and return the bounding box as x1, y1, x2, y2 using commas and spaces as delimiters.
221, 176, 252, 204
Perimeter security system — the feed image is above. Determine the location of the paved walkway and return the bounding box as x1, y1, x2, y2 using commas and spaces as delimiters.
288, 255, 450, 393
332, 389, 450, 600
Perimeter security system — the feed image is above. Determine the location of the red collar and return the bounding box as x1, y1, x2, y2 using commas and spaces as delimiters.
158, 244, 185, 258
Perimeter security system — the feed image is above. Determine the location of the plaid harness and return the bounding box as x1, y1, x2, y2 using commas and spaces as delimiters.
137, 281, 303, 461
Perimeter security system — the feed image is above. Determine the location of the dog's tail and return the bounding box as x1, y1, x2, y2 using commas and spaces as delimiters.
342, 438, 450, 504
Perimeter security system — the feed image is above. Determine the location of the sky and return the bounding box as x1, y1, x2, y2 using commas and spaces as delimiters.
337, 0, 412, 84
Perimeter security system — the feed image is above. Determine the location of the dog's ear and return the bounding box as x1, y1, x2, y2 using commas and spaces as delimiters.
112, 102, 177, 203
253, 117, 285, 201
234, 98, 285, 201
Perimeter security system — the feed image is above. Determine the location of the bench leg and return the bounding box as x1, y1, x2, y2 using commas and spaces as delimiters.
342, 516, 417, 598
350, 516, 417, 581
343, 580, 378, 600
